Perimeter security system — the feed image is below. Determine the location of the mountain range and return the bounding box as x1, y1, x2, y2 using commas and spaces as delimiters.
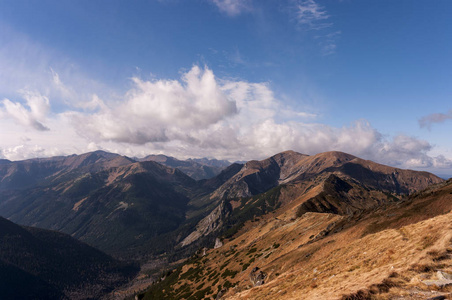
0, 149, 448, 299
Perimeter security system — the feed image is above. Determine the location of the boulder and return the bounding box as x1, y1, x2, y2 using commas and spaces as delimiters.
249, 267, 267, 287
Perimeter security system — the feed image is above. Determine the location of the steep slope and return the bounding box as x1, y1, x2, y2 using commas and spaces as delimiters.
180, 151, 443, 247
0, 217, 138, 300
0, 160, 198, 259
138, 179, 452, 300
140, 154, 231, 180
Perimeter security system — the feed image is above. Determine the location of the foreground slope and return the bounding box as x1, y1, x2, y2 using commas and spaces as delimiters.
139, 178, 452, 300
0, 217, 138, 300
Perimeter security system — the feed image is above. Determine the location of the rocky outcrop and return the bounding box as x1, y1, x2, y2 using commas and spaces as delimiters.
249, 267, 267, 287
422, 271, 452, 288
180, 201, 232, 247
214, 238, 224, 249
216, 288, 227, 299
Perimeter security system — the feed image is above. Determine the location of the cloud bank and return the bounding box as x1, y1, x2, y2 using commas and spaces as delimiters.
1, 65, 451, 172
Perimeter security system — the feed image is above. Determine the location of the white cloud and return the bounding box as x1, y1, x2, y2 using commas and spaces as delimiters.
70, 66, 237, 144
1, 64, 450, 173
61, 66, 452, 171
1, 91, 50, 131
293, 0, 331, 30
209, 0, 252, 16
288, 1, 340, 55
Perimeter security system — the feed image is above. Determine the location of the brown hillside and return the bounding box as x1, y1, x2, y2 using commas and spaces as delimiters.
139, 179, 452, 300
212, 151, 442, 201
180, 151, 443, 248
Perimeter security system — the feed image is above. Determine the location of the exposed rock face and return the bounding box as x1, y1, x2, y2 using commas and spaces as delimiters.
211, 151, 308, 200
422, 271, 452, 288
249, 267, 267, 287
214, 238, 224, 249
180, 201, 232, 247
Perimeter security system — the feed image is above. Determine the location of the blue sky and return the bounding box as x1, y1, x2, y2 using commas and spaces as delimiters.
0, 0, 451, 176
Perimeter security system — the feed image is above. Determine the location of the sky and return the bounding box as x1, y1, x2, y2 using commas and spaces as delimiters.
0, 0, 451, 177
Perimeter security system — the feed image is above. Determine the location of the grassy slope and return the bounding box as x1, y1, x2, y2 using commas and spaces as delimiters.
139, 179, 452, 300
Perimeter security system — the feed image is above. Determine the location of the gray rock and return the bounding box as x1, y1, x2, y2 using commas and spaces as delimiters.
214, 238, 224, 249
180, 201, 231, 247
422, 270, 452, 288
216, 288, 227, 299
437, 270, 452, 280
249, 267, 267, 287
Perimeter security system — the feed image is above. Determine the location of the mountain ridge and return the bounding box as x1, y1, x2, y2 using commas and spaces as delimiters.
178, 150, 442, 247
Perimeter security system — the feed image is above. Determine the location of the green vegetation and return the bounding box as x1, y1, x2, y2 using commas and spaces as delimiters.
242, 262, 251, 271
221, 268, 239, 279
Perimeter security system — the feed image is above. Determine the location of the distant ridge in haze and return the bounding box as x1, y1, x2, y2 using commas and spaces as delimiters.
139, 154, 231, 180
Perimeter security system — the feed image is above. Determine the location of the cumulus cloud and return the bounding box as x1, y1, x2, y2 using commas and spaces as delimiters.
209, 0, 252, 16
1, 91, 50, 131
57, 65, 452, 171
1, 63, 450, 172
70, 66, 237, 144
419, 110, 452, 129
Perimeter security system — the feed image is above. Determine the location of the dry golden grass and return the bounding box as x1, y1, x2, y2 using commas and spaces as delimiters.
141, 180, 452, 300
212, 181, 452, 299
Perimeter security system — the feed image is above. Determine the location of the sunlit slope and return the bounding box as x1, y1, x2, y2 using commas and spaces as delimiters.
139, 179, 452, 300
